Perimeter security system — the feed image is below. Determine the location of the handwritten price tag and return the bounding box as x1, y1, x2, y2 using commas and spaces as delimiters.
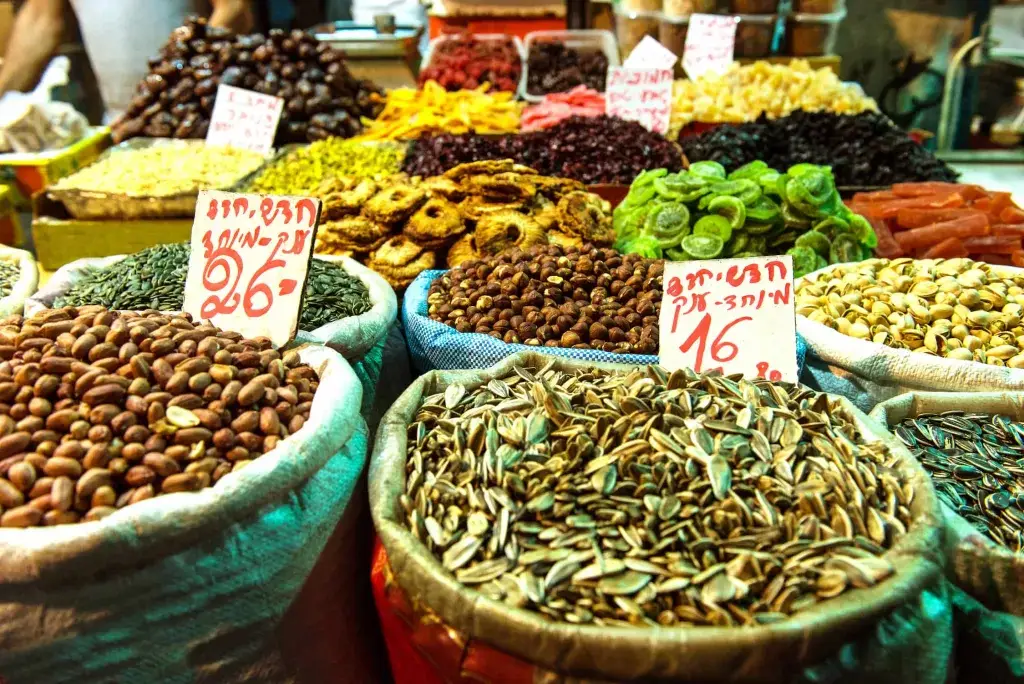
206, 84, 284, 155
605, 66, 673, 134
683, 14, 738, 80
183, 190, 321, 347
623, 35, 679, 70
658, 255, 797, 382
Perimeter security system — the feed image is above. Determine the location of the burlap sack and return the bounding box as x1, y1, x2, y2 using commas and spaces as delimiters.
0, 245, 38, 318
0, 346, 370, 684
797, 263, 1024, 412
870, 392, 1024, 681
370, 351, 952, 683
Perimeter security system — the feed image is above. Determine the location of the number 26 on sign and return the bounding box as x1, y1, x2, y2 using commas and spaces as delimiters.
183, 189, 321, 348
657, 255, 798, 382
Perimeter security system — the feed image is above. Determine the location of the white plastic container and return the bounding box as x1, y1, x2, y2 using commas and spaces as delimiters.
419, 33, 527, 93
521, 29, 620, 102
785, 9, 846, 56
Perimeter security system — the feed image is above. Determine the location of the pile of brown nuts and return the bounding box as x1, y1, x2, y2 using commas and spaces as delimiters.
0, 307, 319, 528
426, 244, 663, 354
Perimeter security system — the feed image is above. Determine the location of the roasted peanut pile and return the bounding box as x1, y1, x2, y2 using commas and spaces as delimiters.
0, 307, 319, 528
796, 257, 1024, 367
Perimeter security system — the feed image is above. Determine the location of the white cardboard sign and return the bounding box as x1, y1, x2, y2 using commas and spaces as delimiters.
623, 36, 679, 71
683, 13, 739, 80
183, 190, 321, 347
658, 255, 798, 382
605, 66, 673, 134
206, 84, 284, 155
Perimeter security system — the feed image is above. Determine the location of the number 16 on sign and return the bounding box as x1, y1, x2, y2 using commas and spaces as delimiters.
657, 255, 798, 382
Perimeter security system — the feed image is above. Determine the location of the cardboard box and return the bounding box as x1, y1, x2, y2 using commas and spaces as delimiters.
33, 215, 192, 271
0, 126, 110, 210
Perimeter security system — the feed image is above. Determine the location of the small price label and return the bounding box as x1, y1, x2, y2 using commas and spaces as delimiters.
658, 255, 797, 382
183, 190, 322, 347
206, 84, 284, 155
683, 14, 738, 81
605, 66, 673, 134
623, 35, 679, 70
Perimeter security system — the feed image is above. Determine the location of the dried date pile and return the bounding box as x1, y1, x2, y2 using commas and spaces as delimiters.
112, 17, 383, 144
0, 307, 319, 528
427, 244, 662, 354
526, 42, 608, 96
680, 111, 958, 188
403, 116, 683, 185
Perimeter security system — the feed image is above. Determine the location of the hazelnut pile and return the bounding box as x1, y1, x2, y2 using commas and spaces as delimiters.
426, 245, 663, 354
112, 17, 383, 144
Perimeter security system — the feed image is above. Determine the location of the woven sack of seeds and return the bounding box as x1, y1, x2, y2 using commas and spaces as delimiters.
871, 392, 1024, 681
796, 260, 1024, 413
0, 345, 371, 683
370, 351, 952, 683
0, 245, 38, 318
25, 252, 398, 416
403, 270, 807, 374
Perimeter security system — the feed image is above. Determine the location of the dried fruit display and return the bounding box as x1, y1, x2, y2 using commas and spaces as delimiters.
111, 18, 383, 145
614, 161, 875, 276
314, 160, 613, 289
353, 81, 523, 141
419, 34, 522, 93
51, 144, 265, 196
0, 307, 320, 527
247, 139, 406, 196
681, 111, 958, 188
401, 361, 913, 625
402, 115, 683, 185
520, 87, 605, 132
526, 41, 608, 96
428, 245, 661, 352
669, 60, 876, 137
847, 183, 1024, 266
796, 257, 1024, 367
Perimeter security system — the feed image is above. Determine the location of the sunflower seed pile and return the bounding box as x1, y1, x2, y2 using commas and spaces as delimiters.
402, 362, 913, 628
894, 411, 1024, 552
0, 259, 20, 298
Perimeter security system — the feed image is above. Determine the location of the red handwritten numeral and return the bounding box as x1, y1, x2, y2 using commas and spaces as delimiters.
678, 313, 751, 373
756, 361, 783, 382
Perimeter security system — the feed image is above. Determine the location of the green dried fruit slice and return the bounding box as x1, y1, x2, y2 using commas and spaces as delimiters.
786, 245, 818, 277
758, 170, 783, 196
688, 161, 727, 180
631, 169, 668, 190
613, 204, 651, 240
624, 183, 657, 207
727, 233, 750, 255
727, 161, 769, 181
794, 230, 831, 256
730, 251, 763, 259
693, 214, 733, 243
782, 203, 813, 230
680, 234, 724, 259
813, 215, 851, 240
744, 221, 777, 235
665, 246, 690, 261
746, 195, 781, 223
829, 234, 863, 264
618, 233, 663, 259
707, 195, 746, 231
769, 231, 798, 248
815, 254, 829, 271
710, 179, 762, 205
848, 213, 879, 248
645, 203, 691, 248
746, 236, 767, 254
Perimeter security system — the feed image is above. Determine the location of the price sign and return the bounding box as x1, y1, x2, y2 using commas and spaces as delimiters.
206, 84, 284, 155
623, 36, 679, 70
658, 255, 797, 382
605, 66, 673, 134
183, 190, 321, 347
683, 14, 738, 80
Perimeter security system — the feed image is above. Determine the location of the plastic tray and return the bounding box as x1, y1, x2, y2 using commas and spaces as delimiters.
419, 33, 526, 94
520, 29, 620, 103
785, 9, 846, 56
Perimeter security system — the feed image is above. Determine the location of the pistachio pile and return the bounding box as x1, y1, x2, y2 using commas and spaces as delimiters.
796, 258, 1024, 367
247, 139, 407, 196
0, 259, 20, 299
0, 308, 319, 527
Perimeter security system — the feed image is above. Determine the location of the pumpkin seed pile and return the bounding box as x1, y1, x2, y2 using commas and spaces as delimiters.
797, 258, 1024, 367
894, 411, 1024, 552
402, 361, 913, 628
53, 243, 372, 328
0, 259, 20, 298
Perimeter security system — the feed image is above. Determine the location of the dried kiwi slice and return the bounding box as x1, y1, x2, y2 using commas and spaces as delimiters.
693, 214, 733, 244
726, 233, 750, 256
794, 230, 831, 256
829, 234, 862, 264
688, 161, 727, 180
645, 203, 691, 248
727, 160, 769, 181
787, 245, 818, 277
848, 213, 879, 248
710, 179, 762, 205
680, 234, 724, 259
746, 195, 782, 223
665, 246, 690, 262
707, 195, 746, 232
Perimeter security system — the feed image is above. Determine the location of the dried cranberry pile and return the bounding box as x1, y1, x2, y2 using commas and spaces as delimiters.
526, 42, 608, 96
419, 34, 522, 92
403, 115, 683, 185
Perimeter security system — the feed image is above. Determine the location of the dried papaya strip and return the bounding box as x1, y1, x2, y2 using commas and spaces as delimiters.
921, 237, 968, 259
962, 235, 1022, 255
1013, 250, 1024, 268
893, 213, 989, 251
1000, 205, 1024, 225
892, 182, 986, 200
895, 208, 985, 230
